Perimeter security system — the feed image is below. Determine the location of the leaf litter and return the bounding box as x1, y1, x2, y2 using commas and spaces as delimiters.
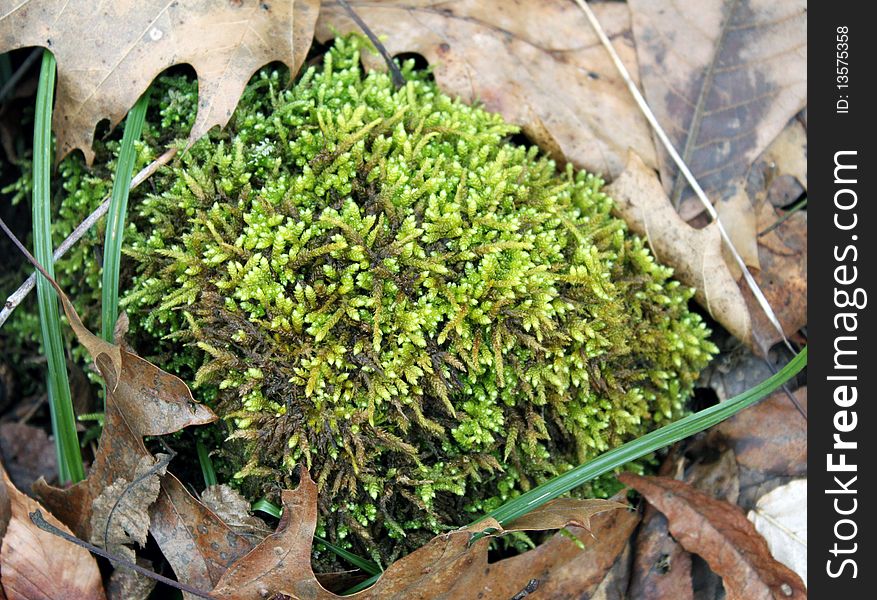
0, 463, 105, 600
620, 473, 806, 600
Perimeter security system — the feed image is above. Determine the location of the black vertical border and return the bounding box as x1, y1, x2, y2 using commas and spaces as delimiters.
809, 2, 873, 596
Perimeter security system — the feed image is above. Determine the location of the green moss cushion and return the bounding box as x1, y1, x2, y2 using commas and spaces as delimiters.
22, 36, 715, 558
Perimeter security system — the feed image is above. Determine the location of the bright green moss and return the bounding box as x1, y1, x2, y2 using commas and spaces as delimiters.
9, 36, 716, 560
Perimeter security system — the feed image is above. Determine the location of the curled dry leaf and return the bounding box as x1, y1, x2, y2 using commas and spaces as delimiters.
628, 0, 807, 221
607, 152, 752, 345
0, 0, 320, 163
209, 471, 327, 600
485, 507, 639, 600
317, 0, 657, 178
209, 469, 631, 599
0, 464, 105, 600
32, 286, 215, 539
502, 497, 628, 532
620, 473, 806, 600
149, 474, 254, 594
748, 480, 807, 586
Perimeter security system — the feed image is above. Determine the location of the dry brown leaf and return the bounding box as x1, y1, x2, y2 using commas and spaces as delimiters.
32, 297, 215, 539
744, 203, 807, 353
592, 542, 633, 600
208, 471, 328, 600
485, 508, 639, 600
90, 454, 168, 559
502, 497, 628, 532
684, 446, 740, 505
619, 473, 806, 600
629, 506, 694, 600
0, 463, 105, 600
201, 484, 272, 543
317, 0, 657, 178
760, 118, 807, 191
106, 559, 156, 600
149, 473, 254, 594
0, 0, 320, 163
710, 388, 807, 478
607, 152, 752, 345
209, 469, 631, 599
628, 448, 694, 600
629, 0, 807, 221
0, 423, 57, 492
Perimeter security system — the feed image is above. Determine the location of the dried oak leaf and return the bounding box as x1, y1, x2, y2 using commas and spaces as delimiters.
0, 0, 320, 163
32, 291, 215, 540
619, 473, 806, 600
607, 152, 752, 345
317, 0, 657, 178
149, 473, 254, 594
209, 470, 631, 599
628, 0, 807, 222
0, 463, 105, 600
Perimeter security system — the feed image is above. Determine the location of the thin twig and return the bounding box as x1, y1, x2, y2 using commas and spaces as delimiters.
29, 509, 215, 599
573, 0, 794, 355
337, 0, 406, 88
0, 147, 177, 328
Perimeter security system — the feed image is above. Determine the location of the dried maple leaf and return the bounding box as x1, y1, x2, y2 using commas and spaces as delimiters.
209, 470, 631, 599
619, 473, 806, 600
0, 0, 320, 163
0, 463, 105, 600
317, 0, 657, 179
628, 0, 807, 221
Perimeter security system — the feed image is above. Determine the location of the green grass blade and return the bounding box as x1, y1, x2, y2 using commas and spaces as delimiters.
196, 440, 218, 488
481, 347, 807, 526
32, 50, 84, 484
253, 498, 382, 576
101, 92, 148, 342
